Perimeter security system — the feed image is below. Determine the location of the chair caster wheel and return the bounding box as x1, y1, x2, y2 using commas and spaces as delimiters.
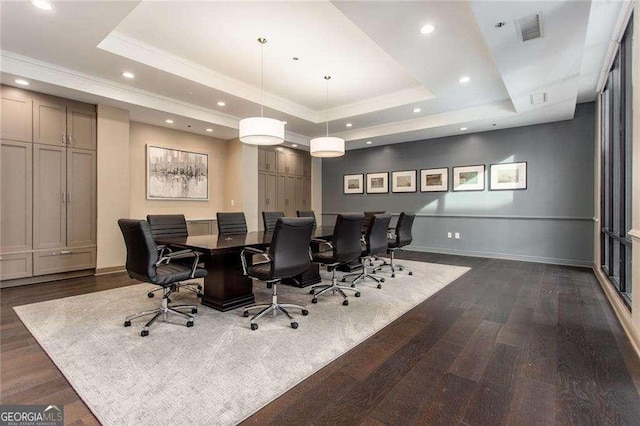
124, 320, 131, 327
399, 267, 404, 271
251, 323, 258, 330
312, 298, 318, 304
191, 308, 198, 314
167, 298, 172, 303
355, 292, 361, 297
409, 272, 413, 276
342, 300, 349, 306
372, 271, 376, 274
377, 284, 382, 289
302, 309, 309, 316
243, 311, 250, 317
186, 321, 194, 327
350, 284, 355, 288
197, 285, 203, 290
341, 278, 346, 282
140, 330, 149, 337
291, 322, 298, 329
381, 278, 385, 283
391, 274, 396, 278
147, 293, 154, 298
309, 289, 315, 295
197, 293, 203, 298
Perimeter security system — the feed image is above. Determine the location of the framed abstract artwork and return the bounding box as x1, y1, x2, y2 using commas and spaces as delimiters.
420, 167, 448, 192
366, 172, 389, 194
391, 170, 417, 193
344, 174, 364, 194
452, 165, 485, 191
490, 162, 527, 190
146, 145, 208, 200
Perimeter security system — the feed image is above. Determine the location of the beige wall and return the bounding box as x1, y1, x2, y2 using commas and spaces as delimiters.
129, 121, 227, 220
224, 138, 258, 231
96, 105, 130, 270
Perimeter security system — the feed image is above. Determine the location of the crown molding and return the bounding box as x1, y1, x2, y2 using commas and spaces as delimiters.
0, 50, 241, 130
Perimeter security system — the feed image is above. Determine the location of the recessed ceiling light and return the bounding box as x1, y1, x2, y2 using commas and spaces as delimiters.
346, 123, 353, 128
413, 107, 422, 113
292, 144, 298, 147
420, 24, 436, 35
366, 141, 372, 145
122, 71, 135, 79
30, 0, 53, 11
459, 76, 471, 84
165, 119, 174, 124
283, 121, 287, 125
460, 127, 468, 131
293, 57, 299, 61
217, 101, 226, 107
206, 128, 213, 132
14, 79, 30, 86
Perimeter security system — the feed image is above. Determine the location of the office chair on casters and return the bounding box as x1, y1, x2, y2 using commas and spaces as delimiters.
310, 213, 364, 306
262, 211, 284, 233
296, 210, 317, 229
374, 212, 416, 278
146, 214, 203, 299
217, 212, 248, 235
241, 217, 315, 330
342, 214, 391, 289
118, 219, 207, 337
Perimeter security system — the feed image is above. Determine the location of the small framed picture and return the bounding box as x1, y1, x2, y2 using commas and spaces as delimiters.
490, 162, 527, 190
366, 172, 389, 194
453, 165, 485, 191
420, 168, 448, 192
391, 170, 417, 193
343, 174, 364, 194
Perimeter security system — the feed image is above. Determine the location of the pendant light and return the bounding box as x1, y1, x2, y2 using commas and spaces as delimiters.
239, 38, 285, 145
310, 76, 345, 158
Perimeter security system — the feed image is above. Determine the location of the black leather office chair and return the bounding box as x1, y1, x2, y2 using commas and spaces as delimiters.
342, 214, 391, 289
374, 212, 416, 278
296, 210, 317, 229
262, 211, 284, 233
310, 213, 364, 305
217, 212, 248, 235
118, 219, 206, 337
146, 214, 203, 299
240, 217, 315, 330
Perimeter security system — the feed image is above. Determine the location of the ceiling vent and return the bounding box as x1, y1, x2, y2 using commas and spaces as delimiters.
530, 93, 548, 105
515, 12, 542, 42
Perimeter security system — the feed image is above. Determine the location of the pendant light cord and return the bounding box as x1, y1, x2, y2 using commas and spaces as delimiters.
260, 39, 265, 117
325, 76, 331, 137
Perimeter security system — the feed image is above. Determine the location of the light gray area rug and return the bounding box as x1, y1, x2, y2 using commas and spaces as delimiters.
14, 260, 468, 425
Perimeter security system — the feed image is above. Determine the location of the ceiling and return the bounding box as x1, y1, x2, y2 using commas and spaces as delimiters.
0, 0, 630, 150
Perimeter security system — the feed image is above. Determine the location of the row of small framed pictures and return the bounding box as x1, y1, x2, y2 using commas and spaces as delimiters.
344, 162, 527, 194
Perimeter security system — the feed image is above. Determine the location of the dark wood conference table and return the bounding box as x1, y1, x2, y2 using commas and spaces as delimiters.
157, 226, 334, 312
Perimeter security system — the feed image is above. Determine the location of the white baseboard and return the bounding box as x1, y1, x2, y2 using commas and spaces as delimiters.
592, 265, 640, 360
407, 245, 592, 268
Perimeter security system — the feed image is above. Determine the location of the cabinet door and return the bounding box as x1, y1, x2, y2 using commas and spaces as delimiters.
67, 107, 96, 150
1, 94, 32, 142
186, 221, 212, 236
265, 149, 276, 172
285, 152, 297, 175
276, 150, 287, 174
33, 100, 66, 146
303, 177, 312, 211
303, 156, 311, 177
0, 253, 33, 280
1, 140, 32, 253
285, 175, 296, 216
67, 149, 96, 247
276, 174, 287, 212
295, 176, 305, 214
258, 171, 267, 224
258, 148, 267, 171
266, 173, 277, 212
33, 144, 66, 249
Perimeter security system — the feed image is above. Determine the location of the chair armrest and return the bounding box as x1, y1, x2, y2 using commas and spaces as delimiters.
311, 239, 332, 254
240, 247, 270, 276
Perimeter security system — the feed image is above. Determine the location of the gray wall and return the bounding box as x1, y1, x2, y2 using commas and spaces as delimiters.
322, 102, 595, 267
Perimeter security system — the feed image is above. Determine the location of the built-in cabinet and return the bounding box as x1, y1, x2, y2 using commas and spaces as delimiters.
258, 146, 312, 226
0, 85, 97, 283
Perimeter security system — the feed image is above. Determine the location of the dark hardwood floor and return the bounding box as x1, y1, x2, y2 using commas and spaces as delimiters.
2, 252, 639, 425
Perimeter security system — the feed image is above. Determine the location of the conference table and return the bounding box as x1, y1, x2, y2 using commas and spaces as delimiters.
157, 226, 334, 312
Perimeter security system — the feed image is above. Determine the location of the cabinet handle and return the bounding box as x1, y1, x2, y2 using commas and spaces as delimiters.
62, 192, 66, 203
62, 132, 67, 144
68, 132, 73, 145
60, 250, 72, 255
67, 192, 71, 203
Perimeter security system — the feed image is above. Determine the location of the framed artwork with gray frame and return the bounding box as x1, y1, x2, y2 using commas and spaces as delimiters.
452, 164, 485, 191
490, 161, 527, 190
391, 170, 417, 193
343, 174, 364, 194
366, 172, 389, 194
146, 145, 209, 200
420, 167, 449, 192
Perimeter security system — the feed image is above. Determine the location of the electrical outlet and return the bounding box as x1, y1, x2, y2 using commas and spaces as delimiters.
455, 232, 460, 239
231, 199, 235, 206
447, 232, 452, 239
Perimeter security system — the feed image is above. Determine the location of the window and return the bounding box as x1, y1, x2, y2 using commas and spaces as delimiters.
600, 15, 633, 305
